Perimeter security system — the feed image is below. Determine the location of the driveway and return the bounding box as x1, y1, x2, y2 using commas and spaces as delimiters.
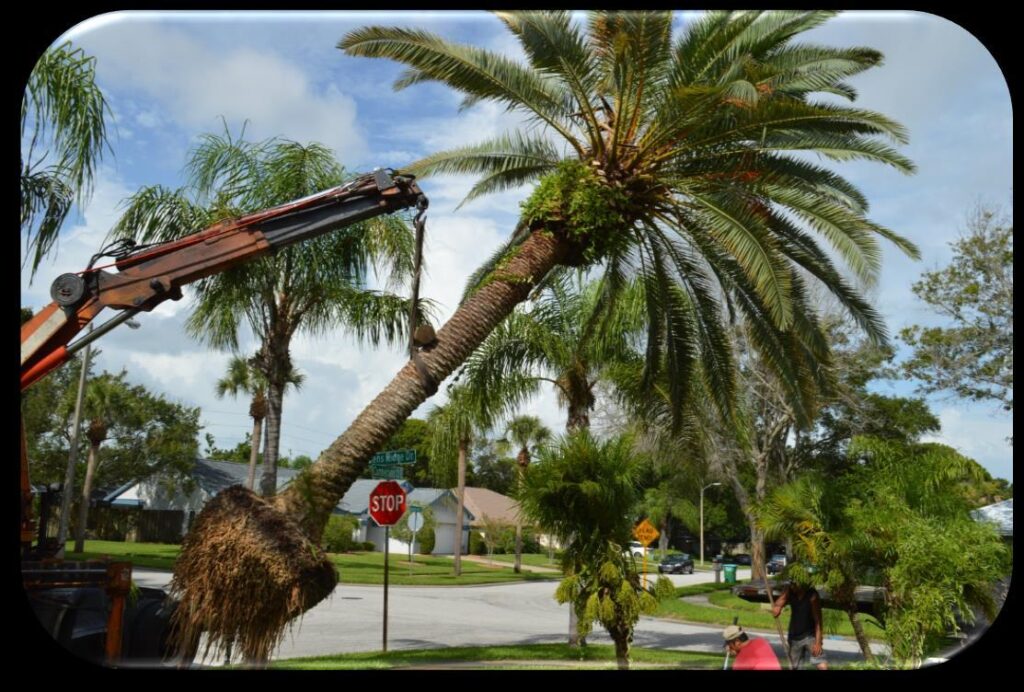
132, 568, 872, 666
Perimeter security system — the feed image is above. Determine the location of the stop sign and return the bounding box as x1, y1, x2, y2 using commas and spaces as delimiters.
368, 480, 408, 527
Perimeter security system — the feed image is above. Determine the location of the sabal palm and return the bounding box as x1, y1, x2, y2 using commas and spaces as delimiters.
215, 355, 305, 491
502, 414, 551, 572
172, 11, 920, 661
462, 274, 644, 432
22, 42, 111, 277
112, 131, 420, 497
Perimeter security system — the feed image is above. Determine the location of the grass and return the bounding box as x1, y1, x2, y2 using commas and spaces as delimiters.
269, 644, 723, 670
65, 541, 553, 586
651, 580, 886, 642
479, 553, 561, 569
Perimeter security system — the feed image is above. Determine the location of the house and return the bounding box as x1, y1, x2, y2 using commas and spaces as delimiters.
106, 460, 475, 554
460, 486, 563, 550
340, 479, 475, 555
104, 459, 300, 542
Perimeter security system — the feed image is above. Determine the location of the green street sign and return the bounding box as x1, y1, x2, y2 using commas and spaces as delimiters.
371, 465, 404, 480
370, 449, 417, 466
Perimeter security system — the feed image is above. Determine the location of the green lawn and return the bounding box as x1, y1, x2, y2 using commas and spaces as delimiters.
269, 644, 723, 670
652, 580, 886, 642
65, 541, 553, 586
479, 553, 562, 569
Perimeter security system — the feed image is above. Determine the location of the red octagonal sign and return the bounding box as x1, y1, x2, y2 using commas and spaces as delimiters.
369, 480, 408, 527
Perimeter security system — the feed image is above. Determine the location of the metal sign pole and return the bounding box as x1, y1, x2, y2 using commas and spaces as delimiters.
383, 526, 389, 653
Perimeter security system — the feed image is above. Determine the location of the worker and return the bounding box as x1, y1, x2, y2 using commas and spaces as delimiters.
772, 572, 829, 670
722, 624, 781, 670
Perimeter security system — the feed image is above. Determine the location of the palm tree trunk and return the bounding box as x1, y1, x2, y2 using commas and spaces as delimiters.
514, 461, 525, 573
453, 439, 467, 576
612, 629, 630, 670
259, 380, 284, 497
74, 443, 100, 554
272, 229, 568, 540
847, 606, 875, 662
247, 417, 263, 491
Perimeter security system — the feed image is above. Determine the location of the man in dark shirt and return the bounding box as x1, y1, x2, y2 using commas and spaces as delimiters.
772, 580, 828, 670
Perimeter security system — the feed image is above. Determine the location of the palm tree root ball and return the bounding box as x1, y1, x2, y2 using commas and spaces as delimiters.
167, 485, 337, 664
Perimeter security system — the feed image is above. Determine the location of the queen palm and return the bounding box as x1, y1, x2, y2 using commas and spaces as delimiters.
501, 415, 551, 573
215, 355, 305, 491
112, 131, 422, 498
170, 11, 920, 661
22, 42, 111, 277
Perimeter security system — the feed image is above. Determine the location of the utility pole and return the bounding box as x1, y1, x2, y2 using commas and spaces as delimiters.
700, 481, 721, 566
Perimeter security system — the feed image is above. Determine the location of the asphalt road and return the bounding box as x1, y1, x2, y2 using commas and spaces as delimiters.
133, 567, 875, 666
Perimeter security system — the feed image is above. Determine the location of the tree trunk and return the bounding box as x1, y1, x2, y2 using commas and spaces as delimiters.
453, 439, 467, 576
514, 458, 526, 573
566, 401, 590, 433
611, 627, 630, 670
247, 416, 264, 491
73, 443, 101, 554
848, 606, 875, 662
259, 380, 284, 497
272, 229, 568, 540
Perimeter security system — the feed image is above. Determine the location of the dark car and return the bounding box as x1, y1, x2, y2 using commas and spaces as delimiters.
658, 553, 695, 575
766, 554, 787, 575
726, 553, 752, 565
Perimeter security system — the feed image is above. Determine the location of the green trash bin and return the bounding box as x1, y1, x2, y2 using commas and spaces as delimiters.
723, 563, 737, 584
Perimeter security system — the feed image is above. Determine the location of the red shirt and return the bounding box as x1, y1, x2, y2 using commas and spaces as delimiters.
733, 638, 782, 670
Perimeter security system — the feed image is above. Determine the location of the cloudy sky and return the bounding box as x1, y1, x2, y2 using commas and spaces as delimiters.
21, 11, 1012, 482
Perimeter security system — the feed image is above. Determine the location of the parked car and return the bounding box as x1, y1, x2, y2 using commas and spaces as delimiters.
658, 553, 695, 575
726, 553, 752, 565
627, 541, 647, 559
766, 554, 787, 575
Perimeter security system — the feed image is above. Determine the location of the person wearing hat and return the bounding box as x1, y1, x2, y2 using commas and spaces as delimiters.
722, 624, 781, 670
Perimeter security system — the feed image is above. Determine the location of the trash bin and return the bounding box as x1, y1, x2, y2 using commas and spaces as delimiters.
723, 563, 738, 584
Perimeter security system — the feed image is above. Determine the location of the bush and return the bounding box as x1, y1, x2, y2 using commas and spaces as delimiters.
321, 515, 359, 553
417, 527, 435, 555
469, 531, 486, 555
654, 576, 677, 602
361, 541, 375, 552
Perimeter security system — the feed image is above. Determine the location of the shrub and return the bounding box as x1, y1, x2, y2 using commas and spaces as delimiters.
654, 576, 677, 602
321, 515, 359, 553
361, 541, 375, 552
417, 527, 435, 555
469, 531, 486, 555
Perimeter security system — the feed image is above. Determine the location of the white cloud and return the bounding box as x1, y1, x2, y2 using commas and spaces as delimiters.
74, 19, 367, 162
920, 406, 1013, 481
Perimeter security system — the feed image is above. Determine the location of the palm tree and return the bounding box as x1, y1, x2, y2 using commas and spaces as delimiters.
501, 415, 551, 572
461, 273, 645, 432
112, 131, 423, 499
22, 42, 111, 277
426, 385, 495, 575
169, 11, 920, 661
519, 430, 656, 669
215, 355, 305, 491
73, 373, 126, 554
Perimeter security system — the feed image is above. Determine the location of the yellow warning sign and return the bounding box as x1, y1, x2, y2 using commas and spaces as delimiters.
633, 519, 660, 546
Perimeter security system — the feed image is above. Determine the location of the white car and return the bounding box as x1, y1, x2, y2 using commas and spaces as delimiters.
627, 541, 647, 559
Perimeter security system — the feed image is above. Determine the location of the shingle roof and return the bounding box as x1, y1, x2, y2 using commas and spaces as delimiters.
192, 459, 299, 495
461, 487, 521, 526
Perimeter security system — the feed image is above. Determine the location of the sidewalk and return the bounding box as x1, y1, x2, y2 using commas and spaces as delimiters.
457, 554, 562, 574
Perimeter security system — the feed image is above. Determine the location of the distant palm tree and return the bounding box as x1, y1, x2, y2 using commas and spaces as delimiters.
427, 385, 495, 575
112, 131, 424, 498
73, 373, 126, 553
21, 42, 111, 277
215, 355, 305, 491
502, 415, 551, 572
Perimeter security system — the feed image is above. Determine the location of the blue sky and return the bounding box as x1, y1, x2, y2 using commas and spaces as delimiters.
21, 11, 1013, 482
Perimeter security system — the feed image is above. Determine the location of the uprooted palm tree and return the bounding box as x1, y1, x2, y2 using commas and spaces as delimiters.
215, 355, 305, 491
167, 11, 919, 662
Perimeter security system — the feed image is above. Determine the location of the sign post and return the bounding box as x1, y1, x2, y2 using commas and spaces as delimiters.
407, 507, 424, 573
633, 519, 660, 589
369, 480, 409, 653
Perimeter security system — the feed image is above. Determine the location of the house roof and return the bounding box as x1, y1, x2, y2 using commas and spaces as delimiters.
461, 487, 521, 526
971, 498, 1013, 537
337, 480, 473, 521
193, 458, 299, 495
